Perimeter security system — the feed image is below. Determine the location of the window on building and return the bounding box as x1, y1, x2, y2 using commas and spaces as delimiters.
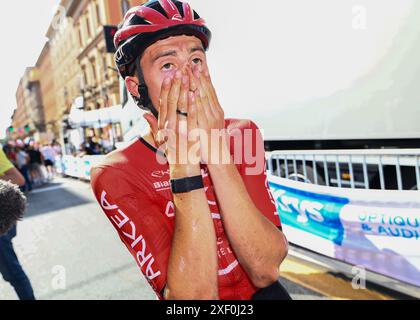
78, 23, 83, 47
82, 67, 88, 88
91, 60, 97, 85
96, 2, 102, 26
101, 52, 108, 81
86, 15, 92, 39
121, 0, 130, 17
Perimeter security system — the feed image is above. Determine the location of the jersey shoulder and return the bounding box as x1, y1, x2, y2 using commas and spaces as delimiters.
90, 139, 153, 199
93, 139, 140, 172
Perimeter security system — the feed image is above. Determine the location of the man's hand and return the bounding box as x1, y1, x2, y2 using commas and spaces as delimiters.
146, 70, 219, 300
144, 69, 203, 178
188, 65, 229, 165
143, 65, 229, 168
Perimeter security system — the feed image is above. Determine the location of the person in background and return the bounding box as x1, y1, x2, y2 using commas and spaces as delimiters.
40, 144, 57, 181
77, 143, 88, 157
0, 147, 36, 300
27, 143, 46, 186
86, 137, 101, 155
52, 141, 63, 177
52, 141, 62, 157
15, 145, 31, 192
3, 144, 17, 168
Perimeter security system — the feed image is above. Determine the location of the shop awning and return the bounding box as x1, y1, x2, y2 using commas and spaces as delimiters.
68, 105, 123, 128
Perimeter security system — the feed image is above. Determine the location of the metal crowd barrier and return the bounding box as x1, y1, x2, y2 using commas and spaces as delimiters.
267, 149, 420, 191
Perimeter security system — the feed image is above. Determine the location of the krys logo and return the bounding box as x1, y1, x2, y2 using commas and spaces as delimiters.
269, 182, 349, 245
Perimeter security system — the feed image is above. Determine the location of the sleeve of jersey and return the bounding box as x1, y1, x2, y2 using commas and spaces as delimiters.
90, 166, 171, 300
238, 120, 282, 229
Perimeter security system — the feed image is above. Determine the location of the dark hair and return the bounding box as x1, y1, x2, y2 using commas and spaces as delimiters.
0, 180, 27, 235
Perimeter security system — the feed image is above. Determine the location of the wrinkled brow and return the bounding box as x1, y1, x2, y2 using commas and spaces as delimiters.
152, 46, 205, 62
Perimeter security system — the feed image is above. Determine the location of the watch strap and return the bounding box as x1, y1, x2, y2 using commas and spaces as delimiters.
170, 175, 204, 194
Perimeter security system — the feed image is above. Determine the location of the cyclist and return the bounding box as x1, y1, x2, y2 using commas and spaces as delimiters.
91, 0, 289, 300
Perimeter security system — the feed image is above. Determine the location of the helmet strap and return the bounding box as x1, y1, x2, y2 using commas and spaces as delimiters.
134, 59, 159, 119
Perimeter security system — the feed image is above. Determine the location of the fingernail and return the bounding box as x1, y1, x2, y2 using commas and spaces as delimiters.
189, 91, 195, 101
164, 77, 171, 85
182, 75, 188, 85
205, 69, 210, 78
175, 70, 182, 79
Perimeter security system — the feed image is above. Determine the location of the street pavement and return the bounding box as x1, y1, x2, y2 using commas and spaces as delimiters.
0, 177, 393, 300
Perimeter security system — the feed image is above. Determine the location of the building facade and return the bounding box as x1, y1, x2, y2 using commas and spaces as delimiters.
12, 79, 30, 140
63, 0, 146, 148
12, 0, 148, 147
22, 67, 46, 141
36, 42, 58, 143
46, 0, 82, 145
67, 0, 146, 111
11, 68, 47, 141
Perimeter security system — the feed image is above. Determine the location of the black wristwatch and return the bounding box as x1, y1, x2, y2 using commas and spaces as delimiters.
170, 175, 204, 194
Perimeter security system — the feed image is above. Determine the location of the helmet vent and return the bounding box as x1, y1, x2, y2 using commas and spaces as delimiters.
149, 0, 186, 20
128, 14, 151, 26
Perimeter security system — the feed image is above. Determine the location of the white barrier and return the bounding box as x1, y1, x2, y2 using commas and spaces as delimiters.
56, 155, 105, 181
268, 174, 420, 288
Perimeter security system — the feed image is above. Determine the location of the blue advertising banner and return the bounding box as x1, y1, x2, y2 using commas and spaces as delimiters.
269, 182, 349, 246
268, 175, 420, 288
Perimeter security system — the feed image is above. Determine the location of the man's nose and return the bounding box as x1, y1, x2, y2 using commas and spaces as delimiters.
179, 61, 193, 74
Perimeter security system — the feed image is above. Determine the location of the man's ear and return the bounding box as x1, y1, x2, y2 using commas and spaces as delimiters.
125, 76, 140, 97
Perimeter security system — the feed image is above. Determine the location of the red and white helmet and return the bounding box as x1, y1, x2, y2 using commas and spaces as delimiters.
115, 0, 211, 78
114, 0, 212, 116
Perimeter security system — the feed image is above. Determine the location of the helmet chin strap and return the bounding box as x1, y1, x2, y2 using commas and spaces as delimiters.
133, 59, 159, 119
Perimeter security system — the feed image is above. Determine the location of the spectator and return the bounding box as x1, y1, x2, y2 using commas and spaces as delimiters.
85, 137, 101, 155
52, 141, 62, 157
3, 144, 17, 167
15, 146, 31, 192
77, 143, 88, 157
27, 143, 46, 186
40, 144, 57, 181
0, 147, 36, 300
51, 141, 64, 176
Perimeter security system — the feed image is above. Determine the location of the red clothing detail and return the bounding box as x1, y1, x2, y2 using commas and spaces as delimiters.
90, 119, 281, 300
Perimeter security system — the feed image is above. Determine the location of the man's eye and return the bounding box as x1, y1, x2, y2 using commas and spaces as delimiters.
162, 63, 174, 71
192, 58, 202, 65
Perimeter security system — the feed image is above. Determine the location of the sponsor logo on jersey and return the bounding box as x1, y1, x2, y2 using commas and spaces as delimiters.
152, 170, 170, 178
153, 180, 171, 192
165, 201, 175, 218
100, 191, 161, 281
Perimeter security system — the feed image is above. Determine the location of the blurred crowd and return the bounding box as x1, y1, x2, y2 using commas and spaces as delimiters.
2, 140, 62, 192
64, 136, 117, 157
75, 137, 114, 157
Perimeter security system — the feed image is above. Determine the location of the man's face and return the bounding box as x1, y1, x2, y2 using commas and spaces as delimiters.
125, 35, 208, 113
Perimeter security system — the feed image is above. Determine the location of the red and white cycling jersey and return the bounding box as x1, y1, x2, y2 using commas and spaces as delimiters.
90, 118, 281, 300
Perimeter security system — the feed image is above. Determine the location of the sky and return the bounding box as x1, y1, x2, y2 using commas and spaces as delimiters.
0, 0, 59, 139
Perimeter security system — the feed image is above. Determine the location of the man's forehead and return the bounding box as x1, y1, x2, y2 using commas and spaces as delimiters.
145, 35, 204, 57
